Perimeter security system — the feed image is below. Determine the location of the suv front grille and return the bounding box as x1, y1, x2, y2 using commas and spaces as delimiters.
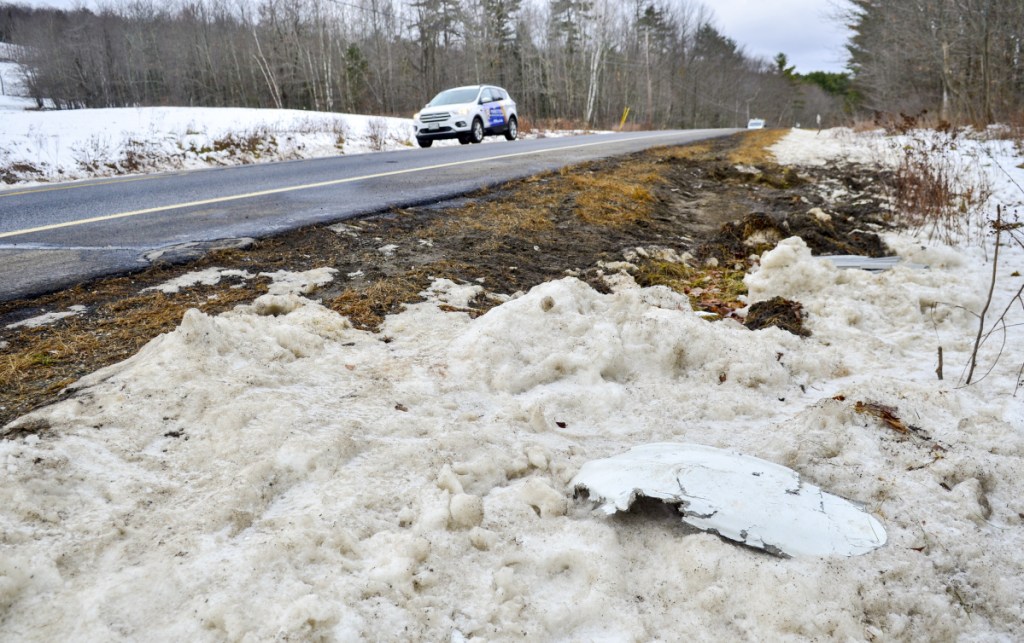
420, 112, 449, 123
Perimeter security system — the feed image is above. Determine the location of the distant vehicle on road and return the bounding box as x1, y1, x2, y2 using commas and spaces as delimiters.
413, 85, 518, 148
747, 118, 766, 130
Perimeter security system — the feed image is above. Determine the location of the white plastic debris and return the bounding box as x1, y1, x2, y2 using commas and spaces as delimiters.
572, 443, 887, 557
822, 255, 926, 272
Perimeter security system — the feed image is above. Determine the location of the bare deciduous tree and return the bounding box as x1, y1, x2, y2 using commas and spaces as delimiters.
1, 0, 858, 129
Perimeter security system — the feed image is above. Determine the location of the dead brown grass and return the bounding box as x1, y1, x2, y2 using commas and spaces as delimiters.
328, 261, 481, 330
441, 192, 557, 237
519, 117, 593, 135
569, 174, 656, 225
427, 156, 667, 237
564, 160, 665, 226
743, 296, 809, 336
651, 142, 715, 161
727, 129, 789, 165
631, 260, 748, 319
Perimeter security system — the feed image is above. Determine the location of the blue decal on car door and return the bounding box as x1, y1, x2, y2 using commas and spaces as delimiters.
487, 105, 505, 127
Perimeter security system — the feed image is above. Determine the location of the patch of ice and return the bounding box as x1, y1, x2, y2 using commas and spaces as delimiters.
146, 268, 253, 294
260, 267, 337, 296
422, 279, 483, 308
6, 304, 86, 329
145, 267, 335, 297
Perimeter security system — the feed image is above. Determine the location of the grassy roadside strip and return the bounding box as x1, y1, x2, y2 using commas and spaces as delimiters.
1, 130, 792, 431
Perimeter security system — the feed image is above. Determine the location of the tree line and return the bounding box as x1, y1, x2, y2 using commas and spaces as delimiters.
0, 0, 847, 129
846, 0, 1024, 125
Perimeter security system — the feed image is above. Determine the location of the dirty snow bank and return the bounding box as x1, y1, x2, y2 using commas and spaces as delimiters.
3, 130, 1024, 640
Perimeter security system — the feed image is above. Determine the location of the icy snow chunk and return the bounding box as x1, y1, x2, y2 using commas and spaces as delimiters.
572, 443, 887, 557
746, 237, 837, 304
145, 268, 253, 294
422, 278, 483, 308
449, 493, 485, 529
808, 207, 831, 223
250, 294, 306, 317
6, 305, 86, 329
260, 267, 337, 296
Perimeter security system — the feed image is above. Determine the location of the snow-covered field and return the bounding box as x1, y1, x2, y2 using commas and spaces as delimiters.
0, 60, 36, 112
2, 128, 1024, 640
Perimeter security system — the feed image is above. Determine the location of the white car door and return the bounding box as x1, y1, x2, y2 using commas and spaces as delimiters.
481, 87, 508, 130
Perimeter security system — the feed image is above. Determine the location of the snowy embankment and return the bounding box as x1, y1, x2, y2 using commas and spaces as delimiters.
2, 129, 1024, 640
0, 53, 412, 183
0, 104, 418, 185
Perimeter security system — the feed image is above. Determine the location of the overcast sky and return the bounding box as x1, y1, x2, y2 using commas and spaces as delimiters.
712, 0, 853, 73
16, 0, 853, 74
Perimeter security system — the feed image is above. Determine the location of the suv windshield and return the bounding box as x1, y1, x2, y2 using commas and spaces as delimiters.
427, 87, 480, 107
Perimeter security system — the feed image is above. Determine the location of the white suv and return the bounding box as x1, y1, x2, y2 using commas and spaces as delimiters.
413, 85, 518, 147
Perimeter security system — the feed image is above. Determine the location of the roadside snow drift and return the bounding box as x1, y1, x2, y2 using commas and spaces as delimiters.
2, 129, 1024, 640
0, 106, 415, 185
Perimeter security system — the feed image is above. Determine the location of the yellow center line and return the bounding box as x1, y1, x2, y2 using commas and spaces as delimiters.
0, 132, 679, 241
0, 174, 164, 198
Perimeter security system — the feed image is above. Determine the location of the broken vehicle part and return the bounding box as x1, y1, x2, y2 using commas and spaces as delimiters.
572, 443, 887, 557
822, 255, 926, 272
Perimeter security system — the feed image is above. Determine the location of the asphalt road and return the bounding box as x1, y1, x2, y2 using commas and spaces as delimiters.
0, 129, 737, 301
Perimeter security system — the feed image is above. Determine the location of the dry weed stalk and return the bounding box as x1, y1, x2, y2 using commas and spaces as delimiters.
964, 205, 1024, 393
882, 115, 991, 246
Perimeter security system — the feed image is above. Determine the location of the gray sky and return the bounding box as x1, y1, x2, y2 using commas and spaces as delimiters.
17, 0, 853, 74
711, 0, 853, 73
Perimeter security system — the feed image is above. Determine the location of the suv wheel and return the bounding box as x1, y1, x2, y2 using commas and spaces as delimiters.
457, 134, 471, 145
416, 137, 433, 148
504, 117, 518, 141
470, 118, 484, 144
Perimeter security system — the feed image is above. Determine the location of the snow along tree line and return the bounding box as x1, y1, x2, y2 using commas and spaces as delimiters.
0, 0, 844, 129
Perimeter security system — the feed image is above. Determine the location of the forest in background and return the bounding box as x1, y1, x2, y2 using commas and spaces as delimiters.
847, 0, 1024, 125
0, 0, 1021, 129
0, 0, 847, 129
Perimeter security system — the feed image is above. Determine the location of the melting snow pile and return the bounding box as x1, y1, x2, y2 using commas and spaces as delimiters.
2, 130, 1024, 640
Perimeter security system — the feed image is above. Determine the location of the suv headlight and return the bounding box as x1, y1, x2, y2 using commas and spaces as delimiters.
413, 112, 420, 121
455, 107, 472, 116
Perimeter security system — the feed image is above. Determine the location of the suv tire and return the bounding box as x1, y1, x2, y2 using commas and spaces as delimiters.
469, 118, 484, 144
504, 116, 518, 141
416, 137, 433, 148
